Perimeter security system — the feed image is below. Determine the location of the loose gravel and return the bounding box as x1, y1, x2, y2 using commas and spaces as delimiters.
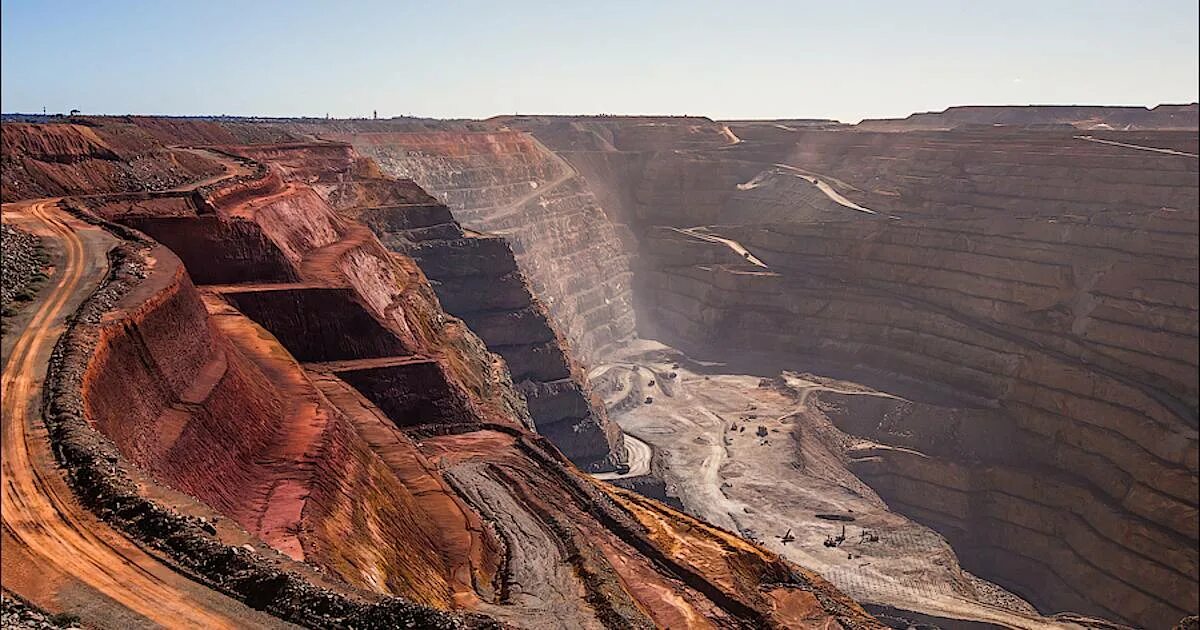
1, 593, 79, 630
2, 223, 48, 317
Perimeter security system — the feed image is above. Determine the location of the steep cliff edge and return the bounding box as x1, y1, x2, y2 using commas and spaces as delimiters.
313, 128, 638, 366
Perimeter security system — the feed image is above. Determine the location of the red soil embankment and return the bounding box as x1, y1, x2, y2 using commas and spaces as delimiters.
79, 239, 487, 606
1, 123, 224, 202
82, 247, 286, 539
206, 169, 287, 214
202, 295, 470, 605
2, 123, 119, 162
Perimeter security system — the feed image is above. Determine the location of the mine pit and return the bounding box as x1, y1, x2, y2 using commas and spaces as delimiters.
342, 117, 1195, 628
2, 111, 1194, 629
586, 342, 1054, 625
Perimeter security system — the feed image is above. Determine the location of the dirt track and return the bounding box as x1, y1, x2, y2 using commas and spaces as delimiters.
592, 434, 652, 480
173, 147, 256, 188
1, 190, 287, 625
1074, 134, 1200, 158
770, 163, 878, 214
447, 462, 607, 629
674, 227, 770, 268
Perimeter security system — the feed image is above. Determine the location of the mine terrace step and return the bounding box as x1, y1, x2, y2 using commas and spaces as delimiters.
203, 282, 330, 293
212, 285, 414, 362
302, 355, 437, 374
303, 356, 473, 428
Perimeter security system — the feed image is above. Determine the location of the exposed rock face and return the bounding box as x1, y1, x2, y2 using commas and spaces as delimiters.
81, 202, 499, 606
782, 128, 1200, 220
229, 141, 625, 471
580, 122, 1197, 628
2, 120, 875, 628
317, 128, 639, 366
357, 206, 625, 470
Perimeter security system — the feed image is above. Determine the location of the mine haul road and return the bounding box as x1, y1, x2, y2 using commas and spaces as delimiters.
592, 433, 653, 480
1074, 134, 1200, 158
2, 158, 287, 628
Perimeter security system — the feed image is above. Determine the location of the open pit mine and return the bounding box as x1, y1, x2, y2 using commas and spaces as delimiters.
1, 105, 1196, 630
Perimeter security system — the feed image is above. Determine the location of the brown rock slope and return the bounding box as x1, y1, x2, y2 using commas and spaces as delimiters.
2, 120, 877, 629
228, 141, 625, 472
520, 119, 1196, 628
312, 125, 639, 366
0, 121, 227, 202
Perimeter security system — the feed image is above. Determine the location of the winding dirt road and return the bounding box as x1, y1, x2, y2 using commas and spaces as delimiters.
1074, 135, 1199, 158
770, 164, 878, 214
675, 227, 770, 268
592, 434, 652, 480
1, 207, 285, 623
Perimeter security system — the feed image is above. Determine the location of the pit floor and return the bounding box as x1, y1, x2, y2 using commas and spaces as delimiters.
590, 339, 1084, 630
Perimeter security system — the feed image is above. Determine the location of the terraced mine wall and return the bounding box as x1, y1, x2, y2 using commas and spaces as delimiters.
229, 141, 624, 471
639, 211, 1199, 627
49, 211, 477, 627
76, 171, 530, 609
7, 119, 885, 629
194, 171, 875, 626
354, 201, 623, 470
78, 215, 497, 607
783, 128, 1200, 220
318, 130, 638, 366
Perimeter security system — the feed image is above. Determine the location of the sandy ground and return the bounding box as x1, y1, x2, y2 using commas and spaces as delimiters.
591, 339, 1088, 629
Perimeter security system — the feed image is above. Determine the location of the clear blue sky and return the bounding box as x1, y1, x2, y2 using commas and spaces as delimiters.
2, 0, 1197, 122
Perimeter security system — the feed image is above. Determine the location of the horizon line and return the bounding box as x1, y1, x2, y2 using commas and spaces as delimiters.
3, 101, 1198, 126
